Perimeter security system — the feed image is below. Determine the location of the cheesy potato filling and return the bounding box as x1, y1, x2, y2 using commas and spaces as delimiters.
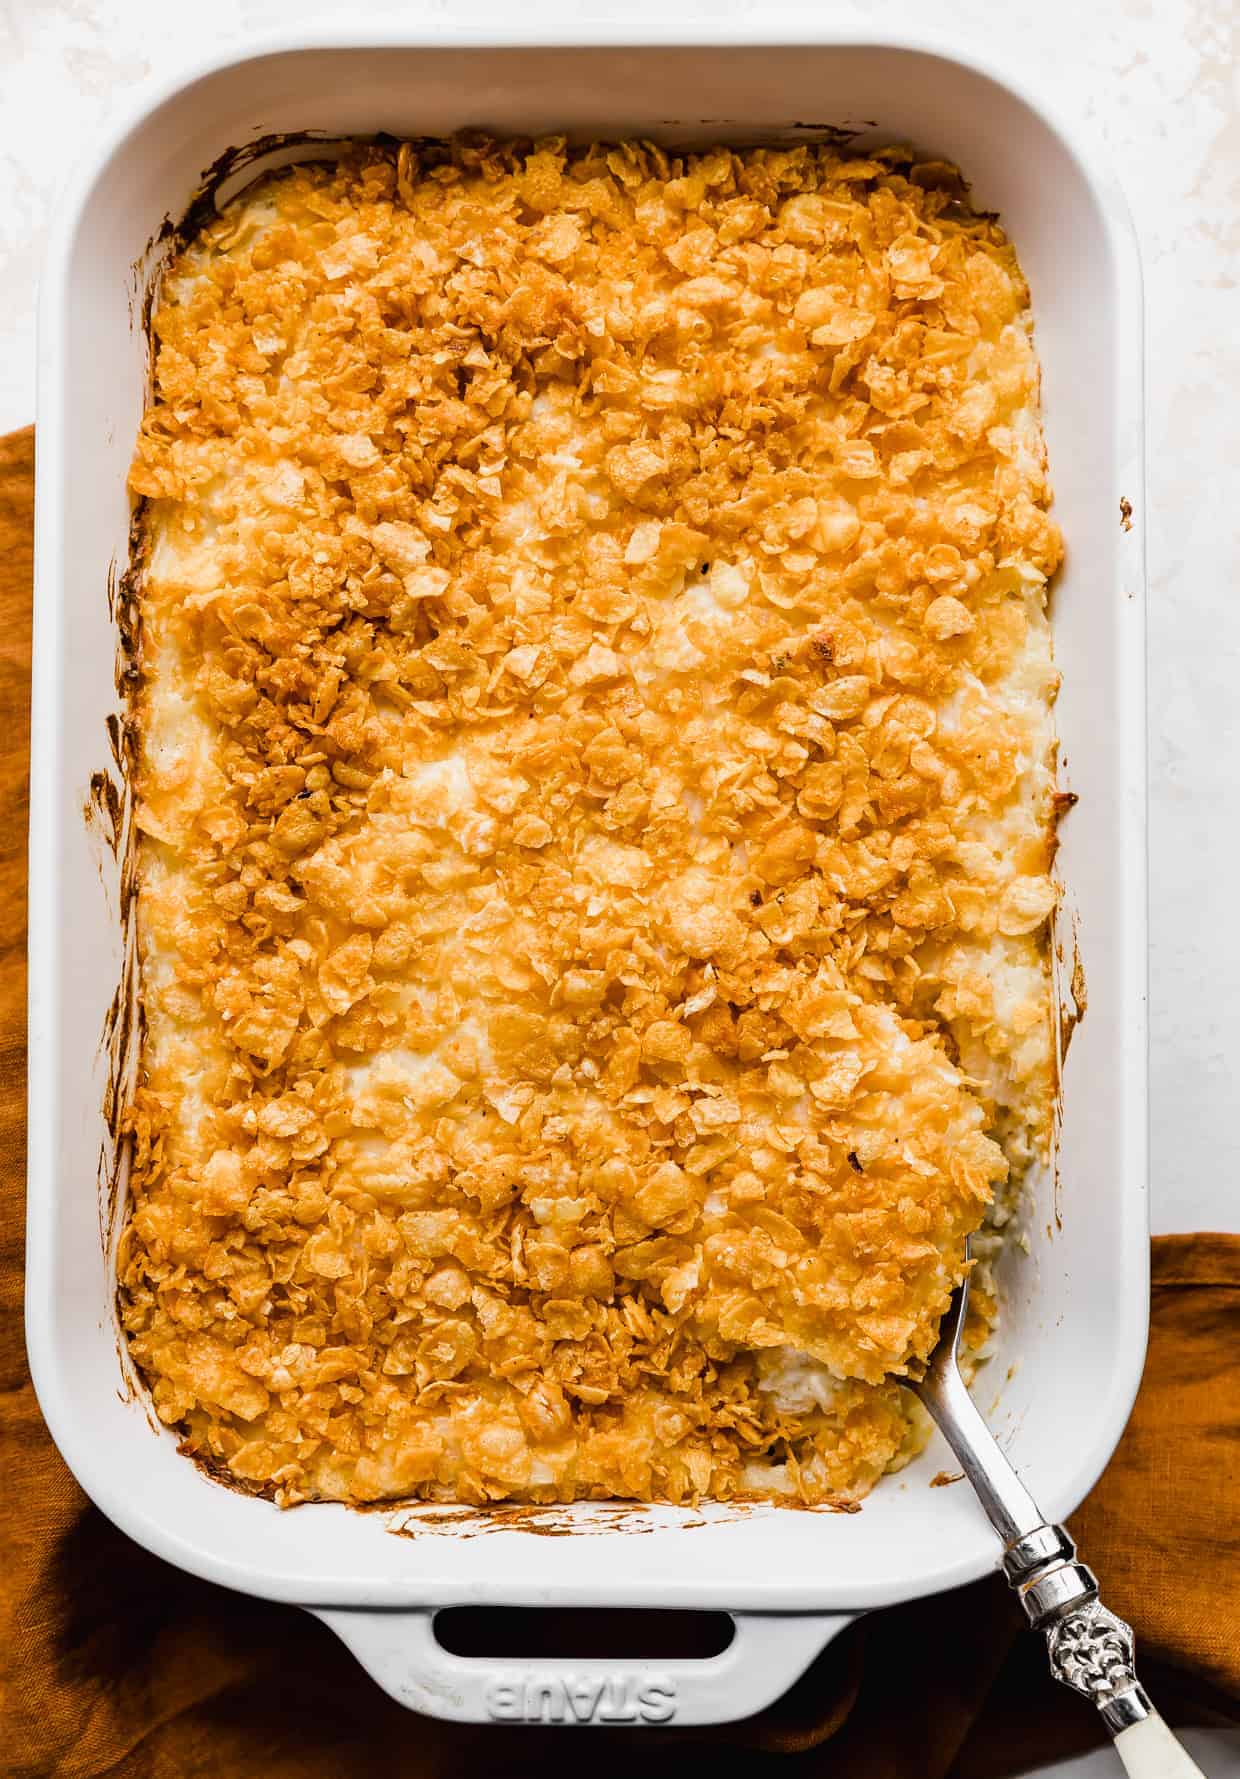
120, 138, 1061, 1508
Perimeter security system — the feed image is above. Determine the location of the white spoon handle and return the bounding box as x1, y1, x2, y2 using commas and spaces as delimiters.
1113, 1710, 1207, 1778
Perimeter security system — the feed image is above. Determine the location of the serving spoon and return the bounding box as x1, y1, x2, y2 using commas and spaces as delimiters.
902, 1251, 1205, 1778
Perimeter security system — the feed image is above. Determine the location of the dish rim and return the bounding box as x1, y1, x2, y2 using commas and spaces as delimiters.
26, 20, 1149, 1620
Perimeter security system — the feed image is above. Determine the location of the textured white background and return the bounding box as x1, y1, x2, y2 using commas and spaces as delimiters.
3, 0, 1237, 1237
2, 4, 1237, 1766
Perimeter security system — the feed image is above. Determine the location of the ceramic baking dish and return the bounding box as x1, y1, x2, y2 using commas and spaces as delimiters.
27, 26, 1148, 1727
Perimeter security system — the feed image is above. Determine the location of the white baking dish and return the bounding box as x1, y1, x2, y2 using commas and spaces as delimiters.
27, 26, 1148, 1727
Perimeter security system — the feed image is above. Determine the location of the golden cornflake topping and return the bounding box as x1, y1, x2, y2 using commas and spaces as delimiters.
120, 137, 1061, 1509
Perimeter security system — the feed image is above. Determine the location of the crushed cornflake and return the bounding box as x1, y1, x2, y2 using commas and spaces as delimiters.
120, 137, 1062, 1510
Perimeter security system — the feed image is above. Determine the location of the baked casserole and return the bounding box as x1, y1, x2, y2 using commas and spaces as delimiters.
121, 137, 1063, 1508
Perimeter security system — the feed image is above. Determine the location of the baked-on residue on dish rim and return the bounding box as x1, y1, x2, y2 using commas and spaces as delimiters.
119, 134, 1064, 1511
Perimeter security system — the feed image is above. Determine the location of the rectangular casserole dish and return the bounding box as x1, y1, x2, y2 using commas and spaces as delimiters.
27, 25, 1148, 1728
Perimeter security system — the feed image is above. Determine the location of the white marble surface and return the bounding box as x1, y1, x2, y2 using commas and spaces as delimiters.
2, 9, 1237, 1770
4, 0, 1237, 1239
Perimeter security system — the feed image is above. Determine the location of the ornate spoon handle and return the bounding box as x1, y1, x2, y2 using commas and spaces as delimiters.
1005, 1528, 1203, 1778
909, 1286, 1205, 1777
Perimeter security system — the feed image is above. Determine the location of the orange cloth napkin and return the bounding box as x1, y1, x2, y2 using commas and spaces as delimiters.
0, 425, 1235, 1775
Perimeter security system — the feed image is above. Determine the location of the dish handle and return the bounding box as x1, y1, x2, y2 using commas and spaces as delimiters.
312, 1606, 855, 1726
